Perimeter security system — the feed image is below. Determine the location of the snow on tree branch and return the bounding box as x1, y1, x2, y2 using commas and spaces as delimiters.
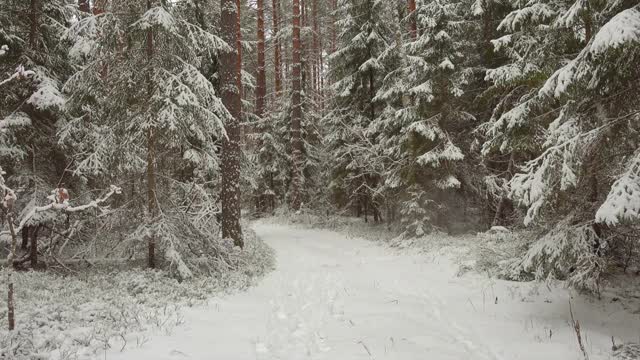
132, 6, 178, 33
0, 66, 35, 88
596, 152, 640, 226
541, 6, 640, 99
16, 185, 122, 234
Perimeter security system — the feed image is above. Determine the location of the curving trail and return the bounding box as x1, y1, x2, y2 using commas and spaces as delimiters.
110, 222, 639, 360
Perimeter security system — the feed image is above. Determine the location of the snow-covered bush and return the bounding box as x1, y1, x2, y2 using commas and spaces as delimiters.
499, 219, 606, 293
472, 227, 535, 275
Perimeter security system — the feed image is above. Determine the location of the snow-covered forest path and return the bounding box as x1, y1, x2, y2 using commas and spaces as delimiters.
110, 223, 638, 360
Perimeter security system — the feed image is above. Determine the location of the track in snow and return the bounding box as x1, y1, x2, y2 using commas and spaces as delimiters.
109, 222, 639, 360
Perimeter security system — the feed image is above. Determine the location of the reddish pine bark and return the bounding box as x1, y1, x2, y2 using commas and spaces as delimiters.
93, 0, 107, 14
272, 0, 282, 94
220, 0, 244, 246
408, 0, 417, 40
314, 0, 324, 110
78, 0, 90, 13
312, 0, 319, 96
256, 0, 266, 118
331, 0, 337, 53
291, 0, 303, 211
300, 0, 311, 96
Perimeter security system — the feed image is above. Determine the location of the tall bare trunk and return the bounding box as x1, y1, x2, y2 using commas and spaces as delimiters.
315, 0, 324, 111
220, 0, 244, 246
312, 0, 319, 98
291, 0, 303, 211
256, 0, 266, 118
146, 0, 157, 268
582, 2, 593, 43
272, 0, 282, 95
331, 0, 337, 53
29, 0, 38, 47
6, 201, 17, 331
408, 0, 417, 40
481, 1, 494, 64
369, 70, 375, 121
236, 0, 243, 98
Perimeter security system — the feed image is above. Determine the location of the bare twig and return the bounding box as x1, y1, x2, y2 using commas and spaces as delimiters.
569, 301, 589, 360
357, 340, 372, 357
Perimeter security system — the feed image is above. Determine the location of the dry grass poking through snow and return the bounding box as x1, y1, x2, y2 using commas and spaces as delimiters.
0, 227, 275, 360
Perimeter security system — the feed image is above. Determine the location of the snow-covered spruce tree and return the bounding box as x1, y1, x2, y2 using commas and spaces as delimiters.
63, 0, 232, 278
0, 0, 73, 161
481, 0, 617, 152
0, 45, 21, 331
476, 0, 595, 227
325, 0, 394, 222
371, 0, 478, 236
0, 0, 81, 268
498, 4, 640, 292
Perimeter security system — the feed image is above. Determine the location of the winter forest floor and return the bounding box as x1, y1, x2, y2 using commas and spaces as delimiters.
105, 221, 640, 360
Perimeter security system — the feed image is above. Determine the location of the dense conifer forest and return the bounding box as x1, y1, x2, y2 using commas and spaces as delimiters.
1, 0, 640, 358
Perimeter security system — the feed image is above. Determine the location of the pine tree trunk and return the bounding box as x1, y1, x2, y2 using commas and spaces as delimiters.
369, 70, 375, 121
291, 0, 303, 211
220, 0, 244, 246
408, 0, 417, 40
272, 0, 282, 95
78, 0, 90, 13
30, 226, 39, 268
21, 227, 28, 250
236, 0, 243, 98
582, 1, 593, 43
331, 0, 338, 53
29, 0, 38, 47
146, 0, 157, 268
6, 202, 17, 330
482, 2, 493, 64
492, 153, 515, 227
93, 0, 106, 14
331, 0, 337, 53
315, 0, 324, 112
256, 0, 266, 118
301, 0, 309, 96
312, 0, 319, 101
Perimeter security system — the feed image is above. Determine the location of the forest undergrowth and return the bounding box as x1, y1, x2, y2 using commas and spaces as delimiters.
0, 227, 274, 360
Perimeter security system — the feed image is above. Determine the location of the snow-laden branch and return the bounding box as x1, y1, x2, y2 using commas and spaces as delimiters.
0, 66, 35, 88
16, 185, 122, 234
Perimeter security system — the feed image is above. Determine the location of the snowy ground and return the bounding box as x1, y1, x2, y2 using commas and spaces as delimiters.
108, 222, 640, 360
